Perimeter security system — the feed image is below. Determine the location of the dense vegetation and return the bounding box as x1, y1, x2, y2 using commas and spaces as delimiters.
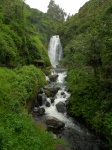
0, 0, 63, 149
47, 0, 67, 22
1, 0, 112, 149
0, 0, 62, 67
0, 65, 63, 149
59, 0, 112, 148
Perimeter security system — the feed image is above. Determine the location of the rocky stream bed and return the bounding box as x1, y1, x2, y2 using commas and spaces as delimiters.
31, 69, 109, 150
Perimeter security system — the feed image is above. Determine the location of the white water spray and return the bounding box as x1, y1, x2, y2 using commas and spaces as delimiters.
48, 35, 63, 68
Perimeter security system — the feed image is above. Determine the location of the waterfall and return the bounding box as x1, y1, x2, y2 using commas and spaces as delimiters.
48, 35, 63, 68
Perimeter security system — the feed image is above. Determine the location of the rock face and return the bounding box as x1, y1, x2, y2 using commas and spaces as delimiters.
49, 74, 58, 82
56, 101, 66, 113
45, 116, 65, 133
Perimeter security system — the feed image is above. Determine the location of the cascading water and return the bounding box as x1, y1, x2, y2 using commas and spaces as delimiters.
44, 69, 108, 150
48, 35, 63, 68
47, 36, 108, 149
45, 69, 76, 128
33, 35, 109, 150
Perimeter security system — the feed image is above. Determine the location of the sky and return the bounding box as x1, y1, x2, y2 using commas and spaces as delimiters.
25, 0, 89, 15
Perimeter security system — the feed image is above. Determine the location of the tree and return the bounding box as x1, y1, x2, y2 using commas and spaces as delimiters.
47, 0, 67, 22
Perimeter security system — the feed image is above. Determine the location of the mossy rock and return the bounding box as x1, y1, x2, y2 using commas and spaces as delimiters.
44, 89, 52, 97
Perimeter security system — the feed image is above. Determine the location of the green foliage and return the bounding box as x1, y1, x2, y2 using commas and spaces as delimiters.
27, 8, 61, 47
61, 33, 86, 68
0, 0, 61, 68
0, 66, 63, 149
47, 0, 67, 22
59, 0, 112, 148
59, 0, 112, 47
26, 36, 51, 66
0, 1, 64, 149
0, 2, 64, 148
0, 65, 46, 104
67, 68, 98, 117
67, 68, 112, 146
0, 30, 18, 67
103, 113, 112, 147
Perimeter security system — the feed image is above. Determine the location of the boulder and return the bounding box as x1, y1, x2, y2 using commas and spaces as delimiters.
61, 92, 65, 95
37, 93, 43, 106
50, 97, 55, 103
38, 107, 45, 115
49, 74, 58, 82
34, 100, 39, 107
37, 93, 47, 106
45, 101, 51, 107
44, 84, 60, 96
45, 116, 65, 133
56, 101, 66, 113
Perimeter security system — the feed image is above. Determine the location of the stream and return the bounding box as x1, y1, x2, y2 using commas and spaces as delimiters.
32, 68, 109, 150
33, 35, 108, 150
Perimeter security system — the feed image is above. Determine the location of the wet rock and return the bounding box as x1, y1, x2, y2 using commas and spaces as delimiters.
49, 74, 58, 82
45, 116, 65, 133
34, 100, 39, 107
38, 107, 45, 115
44, 84, 60, 96
50, 97, 55, 103
61, 92, 65, 95
56, 101, 66, 113
37, 93, 47, 106
42, 93, 47, 104
45, 101, 51, 107
37, 93, 43, 106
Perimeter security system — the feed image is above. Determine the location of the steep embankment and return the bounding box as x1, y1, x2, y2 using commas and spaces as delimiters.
59, 0, 112, 148
0, 0, 63, 149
